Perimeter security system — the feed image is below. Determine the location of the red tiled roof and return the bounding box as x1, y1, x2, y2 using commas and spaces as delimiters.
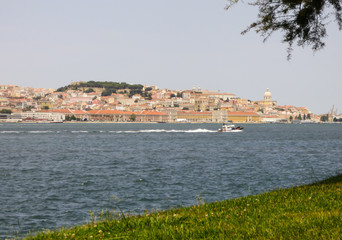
139, 111, 167, 116
52, 109, 73, 114
88, 110, 134, 115
71, 110, 87, 114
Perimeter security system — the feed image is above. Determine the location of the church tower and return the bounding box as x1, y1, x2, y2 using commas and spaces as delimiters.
264, 88, 272, 101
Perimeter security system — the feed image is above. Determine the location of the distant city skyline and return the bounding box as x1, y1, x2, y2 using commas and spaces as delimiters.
1, 0, 341, 114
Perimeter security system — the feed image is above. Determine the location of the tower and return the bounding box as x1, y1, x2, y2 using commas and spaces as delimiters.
264, 88, 272, 101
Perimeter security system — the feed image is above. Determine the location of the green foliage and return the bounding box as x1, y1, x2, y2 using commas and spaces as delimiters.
129, 114, 137, 122
84, 88, 95, 93
0, 109, 12, 114
57, 81, 143, 94
295, 114, 303, 120
320, 114, 329, 122
55, 81, 154, 99
65, 115, 77, 121
25, 174, 342, 239
226, 0, 342, 59
141, 91, 152, 100
101, 89, 116, 96
170, 93, 176, 98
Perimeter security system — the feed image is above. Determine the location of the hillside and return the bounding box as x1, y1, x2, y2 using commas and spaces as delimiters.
56, 81, 151, 98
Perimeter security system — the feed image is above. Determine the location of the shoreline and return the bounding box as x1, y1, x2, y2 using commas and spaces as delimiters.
24, 173, 342, 239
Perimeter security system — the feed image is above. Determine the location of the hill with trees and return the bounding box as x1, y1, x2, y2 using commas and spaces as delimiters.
56, 81, 152, 99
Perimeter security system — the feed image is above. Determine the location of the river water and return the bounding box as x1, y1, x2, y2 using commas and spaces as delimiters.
1, 123, 342, 238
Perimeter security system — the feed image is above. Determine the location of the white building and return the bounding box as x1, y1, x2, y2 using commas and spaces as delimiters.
16, 111, 65, 121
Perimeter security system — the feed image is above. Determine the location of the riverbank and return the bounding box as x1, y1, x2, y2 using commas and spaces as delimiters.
24, 174, 342, 239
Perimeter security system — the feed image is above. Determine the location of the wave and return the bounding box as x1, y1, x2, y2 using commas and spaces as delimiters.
1, 130, 56, 134
0, 131, 23, 134
28, 131, 54, 133
110, 128, 216, 133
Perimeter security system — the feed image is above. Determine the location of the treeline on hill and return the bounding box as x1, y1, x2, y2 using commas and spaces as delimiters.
56, 81, 152, 99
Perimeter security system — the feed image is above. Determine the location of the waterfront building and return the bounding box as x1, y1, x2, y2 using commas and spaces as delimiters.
176, 110, 212, 122
227, 111, 261, 123
17, 111, 65, 122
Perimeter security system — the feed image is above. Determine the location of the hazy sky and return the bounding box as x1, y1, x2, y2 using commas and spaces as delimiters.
1, 0, 341, 114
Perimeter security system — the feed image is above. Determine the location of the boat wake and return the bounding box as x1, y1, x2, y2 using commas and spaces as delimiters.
0, 129, 217, 134
112, 128, 216, 133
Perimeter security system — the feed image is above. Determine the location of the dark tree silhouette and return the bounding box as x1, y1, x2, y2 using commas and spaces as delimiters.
226, 0, 342, 59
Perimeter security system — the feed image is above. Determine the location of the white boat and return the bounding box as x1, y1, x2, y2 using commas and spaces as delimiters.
300, 120, 315, 124
50, 119, 64, 123
218, 124, 243, 132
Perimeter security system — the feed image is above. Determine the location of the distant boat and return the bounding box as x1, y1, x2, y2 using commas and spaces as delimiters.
50, 120, 64, 123
218, 123, 243, 132
300, 120, 315, 124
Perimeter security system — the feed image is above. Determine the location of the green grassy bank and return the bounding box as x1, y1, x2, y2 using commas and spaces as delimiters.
25, 174, 342, 239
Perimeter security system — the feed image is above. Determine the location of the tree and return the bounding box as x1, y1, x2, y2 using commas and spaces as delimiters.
320, 114, 329, 122
0, 109, 12, 114
84, 88, 95, 93
65, 115, 77, 121
129, 114, 137, 122
226, 0, 342, 59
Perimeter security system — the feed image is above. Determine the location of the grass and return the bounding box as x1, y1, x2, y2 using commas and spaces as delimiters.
24, 174, 342, 239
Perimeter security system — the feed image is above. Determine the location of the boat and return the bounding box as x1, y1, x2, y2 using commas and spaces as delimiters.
50, 119, 64, 123
300, 120, 315, 124
218, 123, 243, 132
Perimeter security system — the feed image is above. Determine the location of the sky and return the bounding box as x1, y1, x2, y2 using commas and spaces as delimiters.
1, 0, 341, 114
